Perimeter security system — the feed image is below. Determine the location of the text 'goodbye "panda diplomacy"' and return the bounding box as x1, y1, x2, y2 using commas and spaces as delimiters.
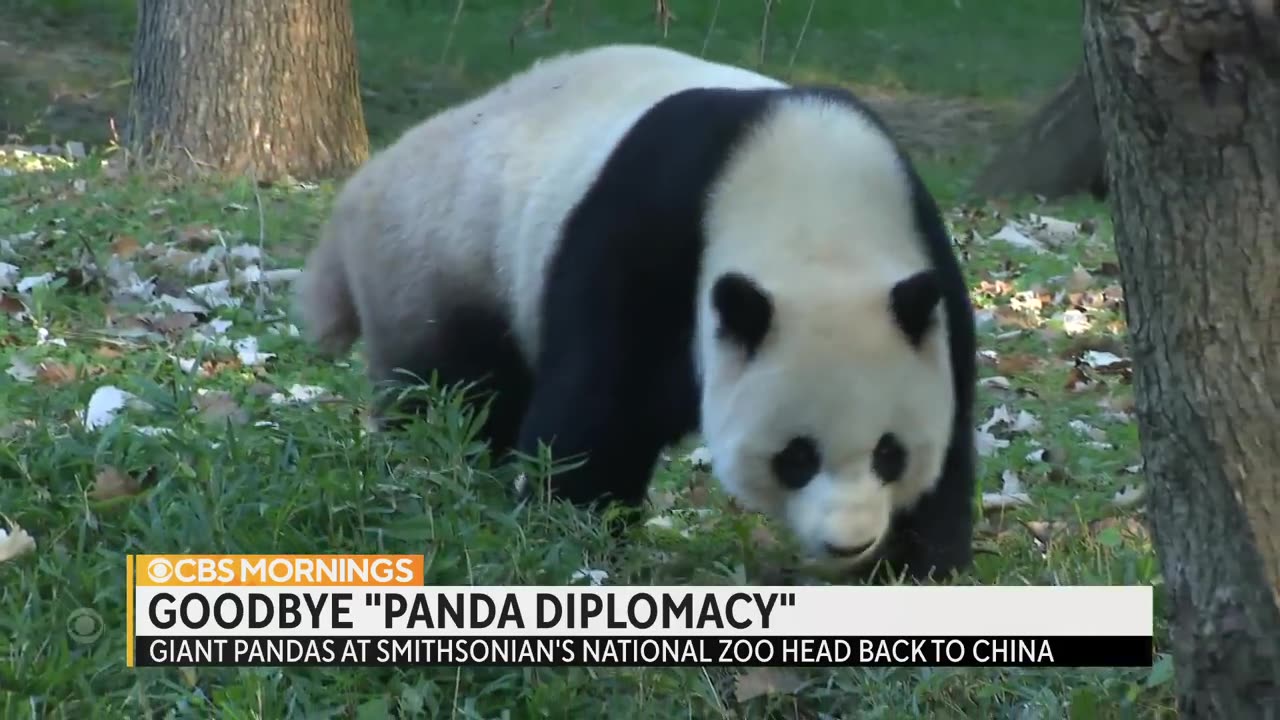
143, 590, 798, 632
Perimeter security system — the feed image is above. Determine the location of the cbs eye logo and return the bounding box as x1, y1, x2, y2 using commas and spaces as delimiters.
146, 558, 174, 583
66, 608, 104, 645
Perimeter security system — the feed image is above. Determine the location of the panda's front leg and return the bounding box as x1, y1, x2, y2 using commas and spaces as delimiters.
515, 355, 665, 514
878, 434, 977, 583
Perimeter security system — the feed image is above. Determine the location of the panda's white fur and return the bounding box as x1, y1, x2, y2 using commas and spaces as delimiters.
296, 44, 977, 580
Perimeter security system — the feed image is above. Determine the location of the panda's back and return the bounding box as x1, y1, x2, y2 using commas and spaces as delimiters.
446, 45, 786, 362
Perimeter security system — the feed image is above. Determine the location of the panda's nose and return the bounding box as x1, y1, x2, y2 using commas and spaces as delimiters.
823, 540, 875, 558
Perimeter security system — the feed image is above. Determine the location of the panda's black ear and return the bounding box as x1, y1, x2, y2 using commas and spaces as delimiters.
890, 269, 942, 347
712, 272, 773, 359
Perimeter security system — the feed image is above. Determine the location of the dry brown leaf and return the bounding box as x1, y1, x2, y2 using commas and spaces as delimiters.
1022, 519, 1072, 546
175, 224, 220, 248
1065, 266, 1094, 293
110, 234, 142, 258
200, 357, 244, 377
90, 466, 142, 501
150, 312, 200, 334
993, 306, 1040, 330
36, 360, 78, 385
1063, 366, 1095, 392
0, 294, 25, 315
1087, 516, 1149, 541
994, 353, 1042, 375
195, 391, 249, 426
976, 279, 1015, 297
94, 345, 125, 359
734, 667, 806, 703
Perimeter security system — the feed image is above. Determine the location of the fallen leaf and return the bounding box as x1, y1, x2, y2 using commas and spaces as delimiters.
194, 390, 249, 426
1087, 516, 1149, 543
36, 360, 78, 385
569, 567, 608, 586
0, 293, 25, 315
16, 273, 55, 293
1112, 484, 1147, 508
974, 430, 1009, 457
1065, 266, 1094, 293
1069, 419, 1108, 442
990, 223, 1048, 254
1064, 366, 1095, 392
982, 470, 1032, 511
6, 357, 36, 383
1059, 309, 1093, 335
199, 357, 243, 377
175, 224, 221, 249
94, 345, 125, 359
0, 262, 18, 289
1022, 519, 1071, 546
979, 375, 1012, 390
993, 306, 1040, 330
994, 353, 1042, 375
110, 235, 142, 258
268, 384, 331, 404
0, 519, 36, 563
150, 312, 200, 334
234, 336, 275, 366
734, 667, 806, 703
89, 466, 142, 501
83, 385, 149, 430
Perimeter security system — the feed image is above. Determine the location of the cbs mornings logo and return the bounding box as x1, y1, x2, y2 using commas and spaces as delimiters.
147, 557, 175, 583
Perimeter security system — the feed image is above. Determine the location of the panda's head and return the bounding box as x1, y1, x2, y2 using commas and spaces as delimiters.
694, 92, 956, 572
698, 269, 954, 571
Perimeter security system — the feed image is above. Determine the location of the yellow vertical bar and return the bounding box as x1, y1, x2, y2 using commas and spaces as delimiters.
126, 554, 135, 668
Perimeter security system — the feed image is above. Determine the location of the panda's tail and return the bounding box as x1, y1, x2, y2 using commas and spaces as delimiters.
294, 227, 361, 358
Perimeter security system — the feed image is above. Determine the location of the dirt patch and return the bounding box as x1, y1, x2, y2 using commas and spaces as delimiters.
0, 26, 131, 146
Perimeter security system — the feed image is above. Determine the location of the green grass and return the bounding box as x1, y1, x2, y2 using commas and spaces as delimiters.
0, 1, 1173, 718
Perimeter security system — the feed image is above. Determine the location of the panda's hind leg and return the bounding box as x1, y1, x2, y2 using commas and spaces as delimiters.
363, 301, 534, 458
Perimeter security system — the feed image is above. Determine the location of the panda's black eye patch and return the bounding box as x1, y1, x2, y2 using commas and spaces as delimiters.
772, 436, 821, 490
872, 433, 907, 483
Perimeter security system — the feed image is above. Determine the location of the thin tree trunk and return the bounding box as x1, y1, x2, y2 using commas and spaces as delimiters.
127, 0, 369, 182
1081, 1, 1280, 716
971, 65, 1106, 201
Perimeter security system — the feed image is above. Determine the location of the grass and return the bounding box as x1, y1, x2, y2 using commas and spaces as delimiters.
0, 0, 1173, 718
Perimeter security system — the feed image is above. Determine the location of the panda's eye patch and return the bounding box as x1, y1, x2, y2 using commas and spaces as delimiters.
771, 436, 821, 490
872, 433, 907, 483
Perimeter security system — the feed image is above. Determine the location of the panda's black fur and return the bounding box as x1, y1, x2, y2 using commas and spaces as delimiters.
296, 45, 977, 582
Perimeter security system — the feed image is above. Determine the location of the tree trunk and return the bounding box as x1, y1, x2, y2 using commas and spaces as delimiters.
970, 65, 1107, 201
127, 0, 369, 182
1081, 1, 1280, 716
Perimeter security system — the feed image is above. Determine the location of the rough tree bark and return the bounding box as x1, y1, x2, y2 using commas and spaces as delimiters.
127, 0, 369, 181
971, 65, 1107, 201
1081, 0, 1280, 716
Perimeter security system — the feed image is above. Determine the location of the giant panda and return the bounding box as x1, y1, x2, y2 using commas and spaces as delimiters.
294, 44, 977, 582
